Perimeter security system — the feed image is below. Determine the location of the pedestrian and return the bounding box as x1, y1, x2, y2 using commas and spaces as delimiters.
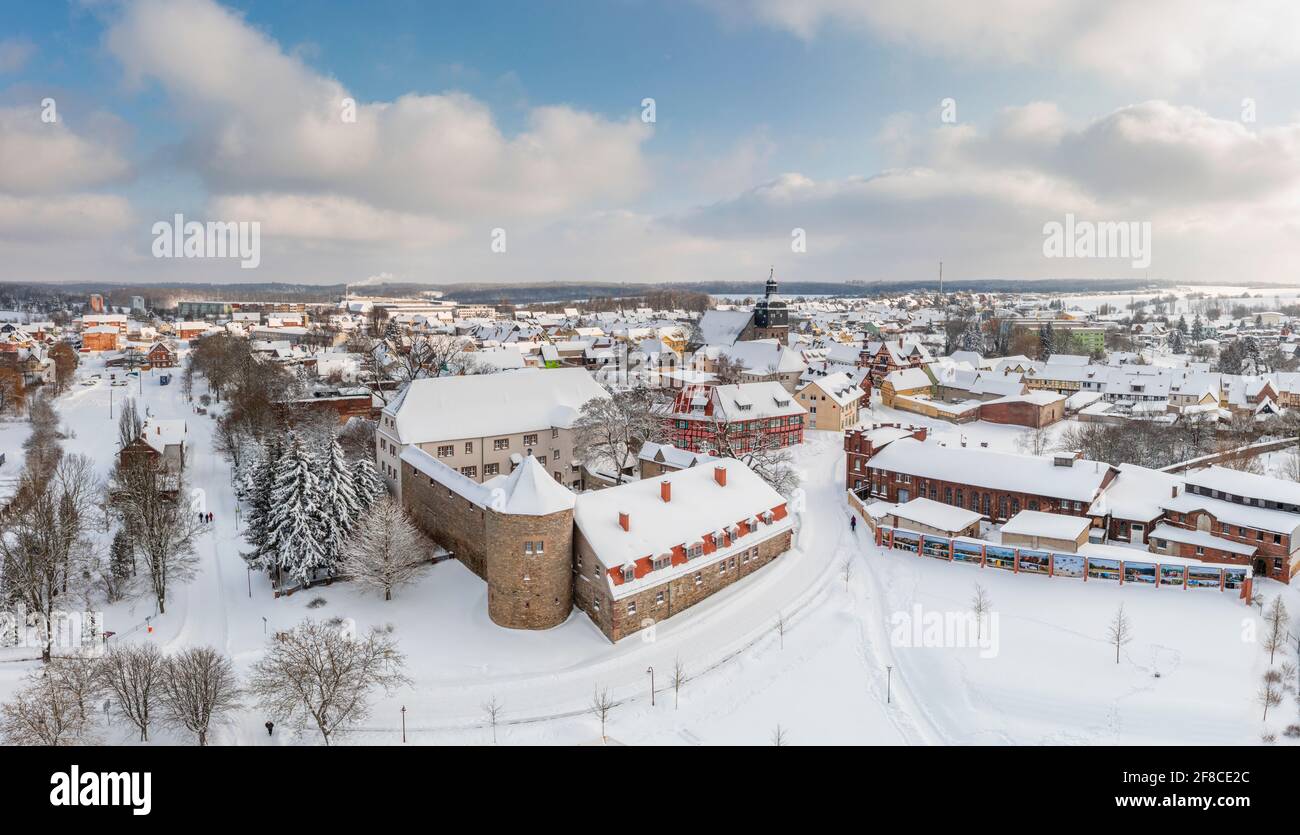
208, 512, 214, 523
850, 515, 857, 533
198, 510, 204, 523
265, 720, 274, 736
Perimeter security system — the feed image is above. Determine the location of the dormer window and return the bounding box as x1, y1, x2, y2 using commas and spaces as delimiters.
622, 566, 636, 583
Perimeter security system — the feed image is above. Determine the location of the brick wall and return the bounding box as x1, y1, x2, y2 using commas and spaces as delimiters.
485, 507, 574, 630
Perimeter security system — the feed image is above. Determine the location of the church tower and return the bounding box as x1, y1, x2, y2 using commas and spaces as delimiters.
751, 268, 789, 341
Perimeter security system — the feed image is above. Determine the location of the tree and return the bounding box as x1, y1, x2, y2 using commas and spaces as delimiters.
671, 656, 687, 709
589, 686, 614, 742
841, 558, 854, 591
0, 673, 90, 745
771, 723, 788, 746
117, 397, 142, 451
111, 462, 202, 615
1038, 322, 1055, 361
971, 583, 991, 641
0, 453, 97, 661
314, 435, 362, 567
248, 619, 408, 746
775, 612, 787, 649
698, 414, 800, 496
1262, 596, 1290, 665
351, 456, 387, 514
0, 366, 26, 417
573, 389, 666, 485
49, 342, 79, 395
159, 646, 241, 746
1257, 676, 1282, 722
241, 437, 283, 567
483, 695, 502, 744
264, 432, 326, 584
1107, 603, 1132, 664
46, 655, 105, 727
338, 497, 427, 601
98, 643, 166, 742
106, 528, 135, 602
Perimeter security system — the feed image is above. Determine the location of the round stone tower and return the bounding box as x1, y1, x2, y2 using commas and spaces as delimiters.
482, 455, 577, 630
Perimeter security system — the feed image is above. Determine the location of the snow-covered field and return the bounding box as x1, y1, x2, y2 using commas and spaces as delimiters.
0, 361, 1295, 745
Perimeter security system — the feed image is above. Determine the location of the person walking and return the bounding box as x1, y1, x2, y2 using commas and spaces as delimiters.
265, 720, 274, 736
850, 515, 857, 533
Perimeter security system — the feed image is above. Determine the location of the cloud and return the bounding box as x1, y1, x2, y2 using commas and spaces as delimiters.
0, 106, 131, 194
706, 0, 1300, 89
105, 0, 651, 227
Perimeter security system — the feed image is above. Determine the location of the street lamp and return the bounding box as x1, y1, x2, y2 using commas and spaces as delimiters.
646, 666, 655, 707
401, 706, 407, 743
886, 665, 893, 704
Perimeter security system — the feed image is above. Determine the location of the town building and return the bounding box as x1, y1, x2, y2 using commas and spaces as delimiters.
795, 372, 866, 431
663, 381, 806, 453
375, 368, 609, 498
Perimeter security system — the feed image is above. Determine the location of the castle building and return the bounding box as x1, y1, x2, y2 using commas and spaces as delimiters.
400, 448, 793, 641
750, 271, 789, 341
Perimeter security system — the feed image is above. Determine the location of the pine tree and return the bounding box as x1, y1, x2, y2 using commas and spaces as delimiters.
315, 436, 362, 568
242, 437, 283, 570
265, 433, 325, 584
351, 457, 387, 514
1038, 323, 1054, 361
110, 528, 134, 584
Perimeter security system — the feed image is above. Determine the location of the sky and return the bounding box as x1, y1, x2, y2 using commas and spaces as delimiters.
2, 0, 1300, 286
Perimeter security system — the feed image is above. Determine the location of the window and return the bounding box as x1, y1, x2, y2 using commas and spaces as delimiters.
534, 541, 544, 554
655, 591, 664, 606
1195, 546, 1205, 556
484, 463, 499, 476
524, 433, 539, 446
537, 455, 547, 465
653, 556, 669, 570
627, 601, 637, 615
464, 442, 473, 454
460, 466, 477, 478
437, 445, 454, 457
552, 428, 559, 438
688, 544, 703, 559
694, 572, 703, 586
719, 563, 727, 574
622, 566, 635, 583
494, 438, 509, 451
593, 599, 600, 612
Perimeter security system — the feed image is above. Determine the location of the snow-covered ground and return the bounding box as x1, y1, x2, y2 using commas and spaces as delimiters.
0, 360, 1296, 745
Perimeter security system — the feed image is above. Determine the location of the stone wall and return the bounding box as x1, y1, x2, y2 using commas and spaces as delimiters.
485, 507, 574, 630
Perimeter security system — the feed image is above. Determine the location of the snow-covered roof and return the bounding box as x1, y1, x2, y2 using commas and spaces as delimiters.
868, 438, 1113, 503
697, 310, 753, 345
1161, 490, 1300, 535
1000, 510, 1090, 541
801, 371, 864, 407
712, 382, 805, 421
884, 366, 932, 391
1088, 463, 1180, 521
890, 497, 981, 533
1148, 523, 1258, 556
1184, 465, 1300, 507
637, 442, 718, 470
401, 446, 574, 517
384, 368, 609, 444
141, 419, 186, 453
574, 458, 786, 571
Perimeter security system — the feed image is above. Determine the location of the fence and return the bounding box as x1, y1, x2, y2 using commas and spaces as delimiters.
874, 525, 1252, 602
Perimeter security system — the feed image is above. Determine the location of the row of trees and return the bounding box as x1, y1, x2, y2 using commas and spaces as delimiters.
0, 620, 408, 746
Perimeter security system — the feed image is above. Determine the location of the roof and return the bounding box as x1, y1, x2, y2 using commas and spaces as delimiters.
697, 310, 753, 345
800, 371, 864, 407
1161, 490, 1300, 535
140, 419, 186, 453
1087, 463, 1180, 521
401, 446, 574, 516
1184, 465, 1300, 507
1000, 510, 1090, 541
884, 366, 932, 391
868, 438, 1113, 503
637, 442, 718, 470
1148, 523, 1258, 556
890, 497, 982, 533
384, 368, 609, 444
574, 458, 786, 571
712, 381, 805, 421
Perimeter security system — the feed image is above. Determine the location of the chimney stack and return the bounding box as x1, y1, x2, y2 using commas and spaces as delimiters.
660, 481, 671, 503
1171, 485, 1179, 498
618, 511, 630, 532
714, 466, 727, 487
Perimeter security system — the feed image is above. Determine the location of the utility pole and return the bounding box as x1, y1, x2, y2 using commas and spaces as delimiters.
401, 706, 407, 743
646, 666, 655, 707
886, 665, 893, 704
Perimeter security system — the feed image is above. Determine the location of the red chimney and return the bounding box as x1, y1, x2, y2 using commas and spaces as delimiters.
714, 466, 727, 487
912, 427, 928, 442
660, 481, 671, 502
618, 511, 630, 531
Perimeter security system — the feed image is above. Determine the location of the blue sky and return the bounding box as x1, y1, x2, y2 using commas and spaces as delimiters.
3, 0, 1300, 285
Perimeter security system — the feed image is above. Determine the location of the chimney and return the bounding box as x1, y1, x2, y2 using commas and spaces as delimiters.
912, 427, 928, 442
714, 466, 727, 487
1171, 485, 1179, 498
618, 511, 630, 532
660, 481, 671, 503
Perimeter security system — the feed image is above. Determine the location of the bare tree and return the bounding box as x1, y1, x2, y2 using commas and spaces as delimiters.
573, 389, 668, 484
671, 656, 687, 710
98, 643, 166, 742
483, 695, 502, 744
110, 463, 203, 615
700, 414, 800, 495
117, 397, 142, 451
972, 583, 991, 642
1262, 596, 1290, 665
841, 558, 854, 591
775, 612, 787, 649
771, 723, 788, 746
248, 620, 409, 746
589, 686, 614, 742
1107, 603, 1133, 665
46, 655, 104, 726
0, 673, 91, 745
159, 647, 242, 746
338, 497, 428, 601
1258, 676, 1282, 722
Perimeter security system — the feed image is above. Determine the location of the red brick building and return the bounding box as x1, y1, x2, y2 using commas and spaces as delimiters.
857, 338, 933, 387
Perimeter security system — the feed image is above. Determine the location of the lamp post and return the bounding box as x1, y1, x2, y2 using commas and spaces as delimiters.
401, 706, 407, 743
646, 666, 655, 706
886, 665, 893, 704
246, 566, 252, 599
